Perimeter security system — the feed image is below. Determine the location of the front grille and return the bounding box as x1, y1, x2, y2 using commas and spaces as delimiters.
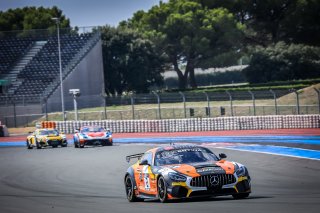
47, 140, 59, 145
84, 139, 110, 146
190, 174, 236, 187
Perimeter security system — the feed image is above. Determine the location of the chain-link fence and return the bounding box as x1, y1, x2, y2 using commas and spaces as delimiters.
1, 88, 319, 127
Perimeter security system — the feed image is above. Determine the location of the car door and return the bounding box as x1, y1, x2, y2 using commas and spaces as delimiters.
136, 152, 157, 196
30, 130, 37, 146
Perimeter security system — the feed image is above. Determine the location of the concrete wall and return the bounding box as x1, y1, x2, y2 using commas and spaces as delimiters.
46, 39, 104, 112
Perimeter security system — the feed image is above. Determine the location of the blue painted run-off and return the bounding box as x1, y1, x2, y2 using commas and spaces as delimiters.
225, 145, 320, 160
2, 135, 320, 160
1, 135, 320, 146
114, 135, 320, 145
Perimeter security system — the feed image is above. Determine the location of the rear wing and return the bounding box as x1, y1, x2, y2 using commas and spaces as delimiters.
126, 153, 144, 163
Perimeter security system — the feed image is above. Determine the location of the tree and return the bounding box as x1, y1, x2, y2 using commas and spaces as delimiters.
282, 0, 320, 46
100, 26, 164, 95
197, 0, 320, 46
196, 0, 320, 85
124, 0, 244, 89
244, 42, 320, 83
0, 6, 70, 32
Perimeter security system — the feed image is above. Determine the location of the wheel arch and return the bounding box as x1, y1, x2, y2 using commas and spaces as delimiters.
156, 174, 167, 193
125, 167, 137, 189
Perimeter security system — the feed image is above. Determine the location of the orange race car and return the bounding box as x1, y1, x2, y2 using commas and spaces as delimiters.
124, 145, 251, 202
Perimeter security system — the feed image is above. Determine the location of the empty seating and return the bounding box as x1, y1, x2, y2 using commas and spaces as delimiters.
0, 32, 95, 98
0, 37, 34, 75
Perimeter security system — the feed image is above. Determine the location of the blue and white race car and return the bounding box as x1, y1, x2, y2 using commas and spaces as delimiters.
73, 126, 113, 148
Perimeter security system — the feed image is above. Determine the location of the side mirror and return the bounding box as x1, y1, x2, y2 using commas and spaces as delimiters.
139, 159, 150, 166
75, 129, 79, 133
219, 153, 227, 159
28, 131, 33, 134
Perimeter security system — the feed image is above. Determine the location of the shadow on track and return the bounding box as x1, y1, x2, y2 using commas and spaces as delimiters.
143, 195, 273, 203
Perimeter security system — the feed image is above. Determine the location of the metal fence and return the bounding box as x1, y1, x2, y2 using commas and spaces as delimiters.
1, 88, 319, 128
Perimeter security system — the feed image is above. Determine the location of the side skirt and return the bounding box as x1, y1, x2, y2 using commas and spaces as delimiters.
137, 192, 157, 199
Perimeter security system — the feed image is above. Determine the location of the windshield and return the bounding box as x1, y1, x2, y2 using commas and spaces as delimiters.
154, 147, 219, 166
81, 127, 105, 133
39, 130, 59, 136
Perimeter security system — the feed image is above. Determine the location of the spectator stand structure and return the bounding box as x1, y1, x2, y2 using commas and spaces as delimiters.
0, 27, 105, 127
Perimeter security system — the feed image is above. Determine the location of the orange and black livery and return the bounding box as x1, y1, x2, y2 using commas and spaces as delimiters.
124, 145, 251, 202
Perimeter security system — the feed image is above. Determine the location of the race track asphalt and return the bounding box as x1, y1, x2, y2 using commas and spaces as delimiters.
0, 144, 319, 213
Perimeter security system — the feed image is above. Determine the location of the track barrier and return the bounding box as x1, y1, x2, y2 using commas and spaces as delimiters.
41, 121, 56, 129
44, 115, 320, 134
0, 125, 9, 137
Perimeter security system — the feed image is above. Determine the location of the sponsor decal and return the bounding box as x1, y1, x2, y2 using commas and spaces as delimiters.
168, 165, 181, 169
143, 166, 150, 191
139, 172, 142, 181
144, 174, 150, 191
196, 167, 224, 173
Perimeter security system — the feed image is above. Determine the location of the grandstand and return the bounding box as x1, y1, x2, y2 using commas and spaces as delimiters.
0, 28, 105, 124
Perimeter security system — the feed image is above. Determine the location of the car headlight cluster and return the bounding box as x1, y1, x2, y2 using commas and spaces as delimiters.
81, 134, 88, 139
235, 163, 248, 177
168, 172, 187, 182
38, 138, 44, 142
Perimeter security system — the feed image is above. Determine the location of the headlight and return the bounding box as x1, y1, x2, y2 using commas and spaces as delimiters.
168, 172, 187, 182
235, 164, 248, 177
236, 166, 245, 176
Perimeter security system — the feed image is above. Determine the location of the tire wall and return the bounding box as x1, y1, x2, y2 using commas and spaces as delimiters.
0, 125, 9, 137
43, 115, 320, 134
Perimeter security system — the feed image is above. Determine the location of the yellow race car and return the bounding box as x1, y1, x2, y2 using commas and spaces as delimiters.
26, 128, 67, 149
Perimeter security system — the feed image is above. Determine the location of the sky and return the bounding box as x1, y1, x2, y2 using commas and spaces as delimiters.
0, 0, 165, 27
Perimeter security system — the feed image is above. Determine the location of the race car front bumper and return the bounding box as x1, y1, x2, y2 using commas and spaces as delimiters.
80, 138, 113, 146
40, 139, 67, 147
167, 175, 251, 199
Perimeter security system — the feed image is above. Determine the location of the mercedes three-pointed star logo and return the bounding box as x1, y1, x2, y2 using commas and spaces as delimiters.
210, 175, 219, 186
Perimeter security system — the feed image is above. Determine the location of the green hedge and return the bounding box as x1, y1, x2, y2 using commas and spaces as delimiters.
165, 78, 320, 93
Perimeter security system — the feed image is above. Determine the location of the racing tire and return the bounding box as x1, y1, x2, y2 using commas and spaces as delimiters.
74, 139, 79, 148
158, 176, 168, 203
103, 142, 113, 146
27, 140, 33, 149
61, 143, 67, 147
125, 175, 143, 202
232, 193, 249, 199
79, 143, 84, 148
36, 140, 41, 149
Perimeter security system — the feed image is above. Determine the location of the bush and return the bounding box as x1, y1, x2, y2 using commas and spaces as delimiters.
164, 70, 246, 89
